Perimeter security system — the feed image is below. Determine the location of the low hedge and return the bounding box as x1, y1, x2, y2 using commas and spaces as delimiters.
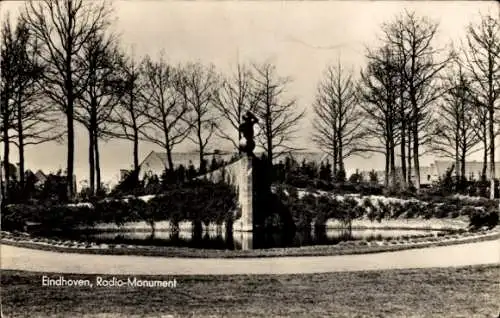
283, 175, 384, 196
3, 179, 498, 233
273, 185, 499, 230
1, 180, 237, 232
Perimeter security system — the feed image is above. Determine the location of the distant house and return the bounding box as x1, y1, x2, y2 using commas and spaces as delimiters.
430, 161, 500, 181
369, 167, 435, 186
135, 150, 236, 180
276, 152, 330, 166
1, 163, 77, 194
120, 169, 131, 181
33, 170, 48, 186
127, 150, 500, 184
125, 150, 331, 181
370, 161, 500, 186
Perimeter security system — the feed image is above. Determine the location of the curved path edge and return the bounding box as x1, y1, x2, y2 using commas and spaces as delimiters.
2, 240, 499, 275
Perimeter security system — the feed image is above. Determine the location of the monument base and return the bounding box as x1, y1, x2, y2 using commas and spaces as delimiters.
233, 155, 254, 232
232, 218, 253, 232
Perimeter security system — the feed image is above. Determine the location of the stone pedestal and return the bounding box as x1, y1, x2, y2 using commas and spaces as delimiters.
238, 232, 254, 250
233, 155, 254, 232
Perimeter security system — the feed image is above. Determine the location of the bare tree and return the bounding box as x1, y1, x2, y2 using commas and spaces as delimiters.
1, 14, 20, 198
312, 61, 368, 177
140, 54, 191, 170
251, 62, 304, 162
472, 99, 490, 179
108, 50, 150, 179
177, 62, 219, 172
21, 0, 113, 199
74, 32, 123, 194
359, 45, 400, 187
430, 60, 481, 182
214, 63, 260, 152
1, 14, 60, 197
463, 12, 500, 198
382, 10, 451, 191
392, 37, 411, 187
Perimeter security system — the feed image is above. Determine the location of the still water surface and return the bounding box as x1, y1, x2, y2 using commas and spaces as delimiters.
39, 228, 443, 250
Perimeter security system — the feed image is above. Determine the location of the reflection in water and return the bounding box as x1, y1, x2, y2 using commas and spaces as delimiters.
37, 227, 443, 250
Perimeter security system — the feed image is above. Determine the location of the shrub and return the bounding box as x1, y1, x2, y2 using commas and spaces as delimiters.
335, 168, 346, 183
468, 208, 499, 230
391, 201, 405, 219
362, 198, 376, 222
2, 179, 237, 232
369, 170, 378, 184
449, 210, 460, 218
348, 170, 363, 183
2, 204, 38, 230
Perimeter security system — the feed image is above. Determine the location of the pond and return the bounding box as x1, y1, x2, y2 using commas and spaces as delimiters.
34, 228, 446, 250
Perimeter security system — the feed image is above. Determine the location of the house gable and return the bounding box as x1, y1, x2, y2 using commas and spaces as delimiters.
139, 151, 168, 178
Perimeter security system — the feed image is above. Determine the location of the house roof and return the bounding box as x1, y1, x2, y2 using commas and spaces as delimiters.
34, 170, 47, 182
278, 152, 330, 164
431, 160, 500, 178
139, 150, 237, 175
138, 150, 329, 176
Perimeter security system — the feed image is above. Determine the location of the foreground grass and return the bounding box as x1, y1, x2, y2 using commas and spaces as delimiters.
1, 230, 499, 258
2, 265, 499, 317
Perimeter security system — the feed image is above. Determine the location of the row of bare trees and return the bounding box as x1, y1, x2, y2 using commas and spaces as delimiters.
109, 56, 304, 179
312, 10, 499, 198
1, 14, 62, 200
1, 0, 304, 201
1, 1, 497, 202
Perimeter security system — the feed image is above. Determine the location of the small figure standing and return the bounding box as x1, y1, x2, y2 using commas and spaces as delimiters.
239, 111, 258, 156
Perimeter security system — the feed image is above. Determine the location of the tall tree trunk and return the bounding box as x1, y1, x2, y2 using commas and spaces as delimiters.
455, 137, 460, 181
482, 137, 488, 180
332, 141, 338, 177
165, 140, 174, 172
2, 124, 10, 203
384, 145, 390, 188
131, 103, 140, 182
489, 107, 495, 199
18, 138, 25, 194
94, 132, 101, 193
399, 85, 407, 186
407, 129, 412, 185
338, 136, 344, 173
460, 151, 466, 187
266, 101, 273, 165
267, 129, 273, 165
88, 129, 95, 196
0, 151, 3, 207
66, 102, 75, 200
390, 136, 396, 187
197, 121, 205, 173
238, 115, 242, 155
16, 96, 25, 189
165, 146, 173, 171
412, 128, 421, 192
133, 126, 139, 174
163, 117, 174, 171
400, 120, 407, 186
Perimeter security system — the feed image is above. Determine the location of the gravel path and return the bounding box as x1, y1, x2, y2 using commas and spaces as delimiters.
2, 240, 499, 275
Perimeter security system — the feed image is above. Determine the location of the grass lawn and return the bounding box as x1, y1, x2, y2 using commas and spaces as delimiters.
2, 265, 499, 317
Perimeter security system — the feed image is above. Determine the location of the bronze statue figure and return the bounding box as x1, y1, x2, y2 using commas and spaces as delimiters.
239, 111, 258, 156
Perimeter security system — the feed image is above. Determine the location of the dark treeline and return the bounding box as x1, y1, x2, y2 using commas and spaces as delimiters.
1, 1, 499, 208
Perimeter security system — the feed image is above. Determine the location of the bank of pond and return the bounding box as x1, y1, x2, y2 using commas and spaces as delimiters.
31, 226, 452, 250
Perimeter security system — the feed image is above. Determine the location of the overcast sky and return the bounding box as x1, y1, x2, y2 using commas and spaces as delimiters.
1, 1, 498, 185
